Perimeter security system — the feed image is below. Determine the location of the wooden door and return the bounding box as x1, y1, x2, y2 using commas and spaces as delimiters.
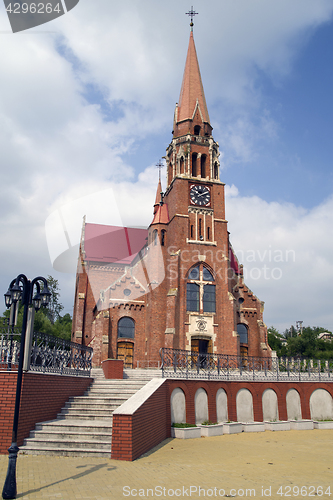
117, 342, 134, 368
240, 346, 248, 368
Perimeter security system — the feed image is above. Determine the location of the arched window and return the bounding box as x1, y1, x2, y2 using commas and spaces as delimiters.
118, 317, 135, 339
214, 162, 219, 180
237, 324, 248, 344
192, 153, 198, 177
161, 229, 166, 246
187, 264, 215, 313
201, 155, 206, 178
153, 229, 158, 246
194, 125, 201, 136
180, 156, 184, 175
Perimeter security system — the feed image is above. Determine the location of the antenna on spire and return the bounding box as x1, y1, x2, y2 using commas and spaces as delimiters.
156, 159, 164, 181
186, 6, 198, 31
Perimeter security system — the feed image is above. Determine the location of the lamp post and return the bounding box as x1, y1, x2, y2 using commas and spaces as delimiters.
2, 274, 51, 500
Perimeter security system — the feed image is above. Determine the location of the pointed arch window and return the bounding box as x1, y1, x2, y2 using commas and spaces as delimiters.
194, 125, 201, 136
187, 263, 216, 313
153, 229, 158, 246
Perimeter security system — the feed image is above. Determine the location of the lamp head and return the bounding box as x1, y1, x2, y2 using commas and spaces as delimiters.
40, 285, 51, 307
4, 288, 12, 308
11, 282, 22, 303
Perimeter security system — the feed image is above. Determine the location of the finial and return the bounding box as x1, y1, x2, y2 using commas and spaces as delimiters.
186, 6, 198, 32
156, 159, 164, 181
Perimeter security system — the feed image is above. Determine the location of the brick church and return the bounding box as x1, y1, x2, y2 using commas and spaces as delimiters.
72, 27, 271, 368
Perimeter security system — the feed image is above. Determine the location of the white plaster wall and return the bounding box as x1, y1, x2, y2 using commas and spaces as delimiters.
170, 388, 186, 424
216, 388, 228, 422
262, 389, 279, 421
310, 389, 333, 421
195, 388, 209, 424
286, 389, 302, 420
236, 389, 254, 422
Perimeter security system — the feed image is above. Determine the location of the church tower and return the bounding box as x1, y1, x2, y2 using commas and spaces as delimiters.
72, 18, 270, 367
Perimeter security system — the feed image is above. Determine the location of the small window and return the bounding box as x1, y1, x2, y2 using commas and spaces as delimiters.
207, 227, 210, 240
199, 218, 202, 237
194, 125, 201, 136
187, 283, 199, 311
118, 317, 135, 339
237, 324, 248, 344
161, 229, 166, 246
123, 289, 131, 296
190, 225, 194, 239
188, 265, 200, 280
153, 229, 158, 246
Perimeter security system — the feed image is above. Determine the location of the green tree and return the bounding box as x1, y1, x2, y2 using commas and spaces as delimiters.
1, 276, 71, 341
44, 275, 64, 325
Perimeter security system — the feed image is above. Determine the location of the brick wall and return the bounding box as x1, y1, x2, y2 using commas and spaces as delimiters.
111, 379, 168, 461
0, 372, 92, 454
111, 378, 333, 461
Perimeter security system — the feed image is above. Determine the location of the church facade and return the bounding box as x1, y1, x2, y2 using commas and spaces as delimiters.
72, 31, 271, 368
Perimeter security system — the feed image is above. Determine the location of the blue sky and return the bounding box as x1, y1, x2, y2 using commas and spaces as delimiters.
0, 0, 332, 332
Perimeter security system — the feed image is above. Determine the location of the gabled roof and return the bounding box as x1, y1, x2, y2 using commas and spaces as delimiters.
84, 223, 148, 265
177, 31, 210, 124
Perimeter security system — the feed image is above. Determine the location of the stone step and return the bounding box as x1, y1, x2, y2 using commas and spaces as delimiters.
64, 399, 127, 408
23, 438, 111, 451
20, 368, 163, 457
29, 430, 111, 441
69, 393, 136, 402
57, 412, 113, 421
20, 447, 111, 458
35, 419, 112, 433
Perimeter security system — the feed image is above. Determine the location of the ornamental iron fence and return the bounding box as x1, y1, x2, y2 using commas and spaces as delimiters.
0, 328, 93, 377
160, 347, 333, 382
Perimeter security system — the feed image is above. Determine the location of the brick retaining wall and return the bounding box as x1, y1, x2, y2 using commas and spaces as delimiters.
111, 378, 333, 461
0, 372, 92, 454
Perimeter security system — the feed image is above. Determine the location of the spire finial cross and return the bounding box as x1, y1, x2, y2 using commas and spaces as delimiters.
186, 6, 198, 31
156, 159, 164, 181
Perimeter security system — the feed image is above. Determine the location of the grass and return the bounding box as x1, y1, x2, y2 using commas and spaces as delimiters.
171, 423, 197, 428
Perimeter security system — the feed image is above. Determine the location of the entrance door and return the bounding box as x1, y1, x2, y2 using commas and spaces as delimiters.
191, 339, 209, 368
117, 342, 134, 368
240, 346, 248, 368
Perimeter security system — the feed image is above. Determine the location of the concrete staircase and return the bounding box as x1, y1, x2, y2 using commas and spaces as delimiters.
20, 368, 162, 457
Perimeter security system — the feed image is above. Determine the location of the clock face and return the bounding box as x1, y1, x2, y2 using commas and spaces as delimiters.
190, 185, 211, 206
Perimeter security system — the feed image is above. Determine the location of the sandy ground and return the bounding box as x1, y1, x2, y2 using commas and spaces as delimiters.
0, 429, 332, 499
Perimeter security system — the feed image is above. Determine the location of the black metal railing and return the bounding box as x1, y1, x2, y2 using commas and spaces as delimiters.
160, 348, 333, 382
0, 328, 93, 377
0, 327, 21, 370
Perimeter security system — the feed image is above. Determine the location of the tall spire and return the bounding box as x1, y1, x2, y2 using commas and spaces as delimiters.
176, 31, 210, 127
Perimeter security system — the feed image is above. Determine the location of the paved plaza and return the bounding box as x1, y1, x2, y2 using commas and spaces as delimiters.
0, 430, 332, 499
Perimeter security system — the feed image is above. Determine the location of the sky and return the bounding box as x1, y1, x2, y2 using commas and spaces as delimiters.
0, 0, 332, 334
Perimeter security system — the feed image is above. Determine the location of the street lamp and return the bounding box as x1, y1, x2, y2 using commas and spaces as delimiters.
2, 274, 51, 500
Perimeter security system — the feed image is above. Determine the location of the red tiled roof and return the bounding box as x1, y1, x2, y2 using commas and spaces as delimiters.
151, 203, 169, 225
84, 223, 148, 264
177, 32, 210, 124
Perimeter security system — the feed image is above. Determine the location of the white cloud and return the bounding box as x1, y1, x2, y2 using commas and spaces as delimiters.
226, 189, 333, 332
